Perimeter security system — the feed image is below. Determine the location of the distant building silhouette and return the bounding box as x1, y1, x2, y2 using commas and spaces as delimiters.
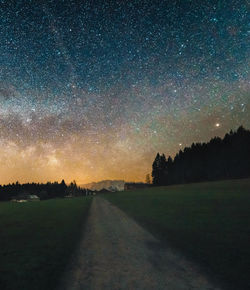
124, 182, 150, 190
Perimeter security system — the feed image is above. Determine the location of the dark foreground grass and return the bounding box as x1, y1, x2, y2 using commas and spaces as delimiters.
104, 179, 250, 290
0, 197, 92, 290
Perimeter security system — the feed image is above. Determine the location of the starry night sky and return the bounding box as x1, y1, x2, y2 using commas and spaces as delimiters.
0, 0, 249, 184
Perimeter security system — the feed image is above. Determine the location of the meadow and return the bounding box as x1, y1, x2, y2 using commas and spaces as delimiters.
104, 178, 250, 290
0, 197, 92, 290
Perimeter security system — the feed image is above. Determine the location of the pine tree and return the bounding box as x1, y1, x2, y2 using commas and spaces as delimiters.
152, 153, 161, 185
159, 154, 167, 185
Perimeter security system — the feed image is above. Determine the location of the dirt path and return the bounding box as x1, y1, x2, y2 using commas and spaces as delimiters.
60, 197, 221, 290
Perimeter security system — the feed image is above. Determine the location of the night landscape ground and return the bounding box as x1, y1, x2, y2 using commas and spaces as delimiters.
104, 179, 250, 290
60, 197, 220, 290
0, 179, 250, 289
0, 197, 92, 290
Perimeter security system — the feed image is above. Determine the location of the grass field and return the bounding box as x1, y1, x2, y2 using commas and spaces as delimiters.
0, 197, 92, 290
104, 178, 250, 290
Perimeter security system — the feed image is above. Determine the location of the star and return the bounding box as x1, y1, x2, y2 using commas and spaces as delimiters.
0, 0, 248, 184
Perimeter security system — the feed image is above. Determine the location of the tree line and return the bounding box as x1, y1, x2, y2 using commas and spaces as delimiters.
152, 126, 250, 186
0, 180, 88, 201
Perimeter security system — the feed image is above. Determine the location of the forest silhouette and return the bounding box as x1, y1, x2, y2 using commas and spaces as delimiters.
0, 180, 87, 201
152, 126, 250, 186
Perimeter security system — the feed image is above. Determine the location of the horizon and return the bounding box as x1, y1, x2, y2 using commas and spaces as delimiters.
0, 1, 249, 185
0, 125, 249, 186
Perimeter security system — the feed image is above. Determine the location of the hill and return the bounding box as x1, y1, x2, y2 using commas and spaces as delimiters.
80, 179, 125, 191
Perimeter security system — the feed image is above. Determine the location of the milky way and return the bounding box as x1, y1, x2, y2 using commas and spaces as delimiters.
0, 0, 249, 184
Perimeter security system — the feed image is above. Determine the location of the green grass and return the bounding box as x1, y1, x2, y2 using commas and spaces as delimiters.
104, 179, 250, 290
0, 197, 92, 290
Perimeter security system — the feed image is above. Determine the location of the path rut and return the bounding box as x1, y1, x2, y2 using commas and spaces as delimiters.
60, 197, 221, 290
